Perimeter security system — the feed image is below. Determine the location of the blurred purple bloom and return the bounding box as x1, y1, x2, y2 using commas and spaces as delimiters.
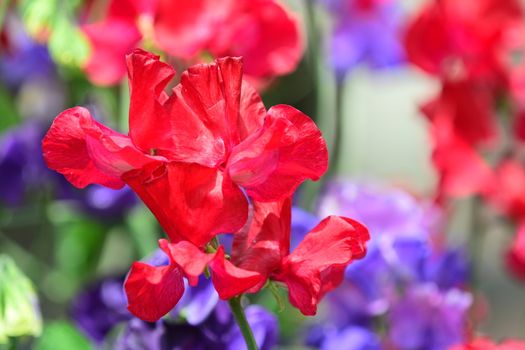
0, 122, 49, 205
114, 303, 278, 350
388, 284, 472, 350
312, 180, 471, 349
71, 277, 131, 344
319, 0, 405, 78
0, 16, 54, 89
57, 179, 137, 221
291, 206, 319, 251
321, 326, 381, 350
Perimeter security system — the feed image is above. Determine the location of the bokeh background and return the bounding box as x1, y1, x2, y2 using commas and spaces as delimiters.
2, 0, 525, 349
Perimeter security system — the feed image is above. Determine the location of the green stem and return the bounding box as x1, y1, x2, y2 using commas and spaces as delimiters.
327, 81, 345, 178
0, 0, 9, 31
228, 296, 258, 350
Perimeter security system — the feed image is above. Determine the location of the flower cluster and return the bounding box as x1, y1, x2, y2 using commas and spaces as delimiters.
406, 0, 525, 280
80, 0, 304, 85
306, 180, 471, 349
319, 0, 405, 79
42, 49, 370, 322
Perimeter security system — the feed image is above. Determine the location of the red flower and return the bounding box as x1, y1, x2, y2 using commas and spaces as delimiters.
81, 0, 303, 85
124, 198, 370, 321
484, 159, 525, 219
506, 221, 525, 282
43, 49, 328, 247
451, 338, 525, 350
429, 116, 493, 198
405, 0, 522, 82
422, 79, 498, 147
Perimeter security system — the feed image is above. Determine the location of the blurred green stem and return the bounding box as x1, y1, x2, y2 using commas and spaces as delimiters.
327, 81, 345, 177
119, 79, 130, 132
469, 196, 485, 291
228, 296, 258, 350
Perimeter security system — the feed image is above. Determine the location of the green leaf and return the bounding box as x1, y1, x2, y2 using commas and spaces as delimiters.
34, 322, 92, 350
48, 15, 91, 67
18, 0, 58, 39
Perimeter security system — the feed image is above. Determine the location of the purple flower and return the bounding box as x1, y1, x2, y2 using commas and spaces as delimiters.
291, 206, 319, 251
311, 180, 471, 349
71, 277, 131, 344
0, 16, 54, 89
113, 302, 278, 350
320, 326, 381, 350
319, 0, 406, 78
0, 122, 49, 205
388, 284, 472, 350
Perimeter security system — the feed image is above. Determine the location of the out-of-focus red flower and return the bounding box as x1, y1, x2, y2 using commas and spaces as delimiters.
506, 221, 525, 282
484, 159, 525, 219
405, 0, 522, 82
429, 117, 493, 198
422, 79, 498, 147
43, 49, 328, 247
81, 0, 303, 85
124, 198, 370, 321
450, 338, 525, 350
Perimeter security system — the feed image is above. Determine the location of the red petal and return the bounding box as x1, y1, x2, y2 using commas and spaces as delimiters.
422, 80, 497, 146
83, 19, 141, 86
232, 198, 291, 279
209, 247, 265, 300
159, 239, 214, 286
227, 105, 328, 201
126, 49, 177, 154
210, 0, 304, 77
430, 118, 493, 197
122, 162, 248, 247
127, 51, 264, 168
124, 260, 185, 322
506, 222, 525, 282
153, 0, 234, 59
274, 216, 369, 315
485, 160, 525, 219
42, 107, 152, 189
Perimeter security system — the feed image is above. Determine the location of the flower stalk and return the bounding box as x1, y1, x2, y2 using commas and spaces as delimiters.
228, 296, 258, 350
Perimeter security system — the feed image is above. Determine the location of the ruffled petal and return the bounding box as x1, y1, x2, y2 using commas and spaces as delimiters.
82, 19, 141, 86
42, 107, 154, 189
124, 260, 185, 322
127, 51, 263, 168
274, 216, 369, 315
159, 239, 214, 286
122, 162, 248, 247
232, 198, 291, 278
209, 247, 265, 300
126, 49, 177, 154
227, 104, 328, 201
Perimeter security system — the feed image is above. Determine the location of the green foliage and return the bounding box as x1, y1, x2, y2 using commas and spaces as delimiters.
34, 321, 92, 350
18, 0, 91, 68
0, 255, 42, 344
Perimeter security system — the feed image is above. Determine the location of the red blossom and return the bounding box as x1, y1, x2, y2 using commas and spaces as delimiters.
81, 0, 303, 85
123, 198, 370, 321
506, 221, 525, 282
484, 159, 525, 219
43, 49, 328, 248
451, 338, 525, 350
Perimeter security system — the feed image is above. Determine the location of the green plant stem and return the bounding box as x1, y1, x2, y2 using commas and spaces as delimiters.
228, 296, 258, 350
327, 81, 345, 178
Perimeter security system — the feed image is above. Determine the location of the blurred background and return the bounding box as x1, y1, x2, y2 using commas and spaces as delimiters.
2, 0, 525, 349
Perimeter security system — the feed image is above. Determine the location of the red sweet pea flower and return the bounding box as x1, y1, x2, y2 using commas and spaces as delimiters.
506, 221, 525, 282
429, 116, 493, 198
81, 0, 303, 85
405, 0, 522, 82
42, 49, 328, 247
451, 338, 525, 350
422, 79, 498, 147
484, 159, 525, 220
124, 197, 370, 321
